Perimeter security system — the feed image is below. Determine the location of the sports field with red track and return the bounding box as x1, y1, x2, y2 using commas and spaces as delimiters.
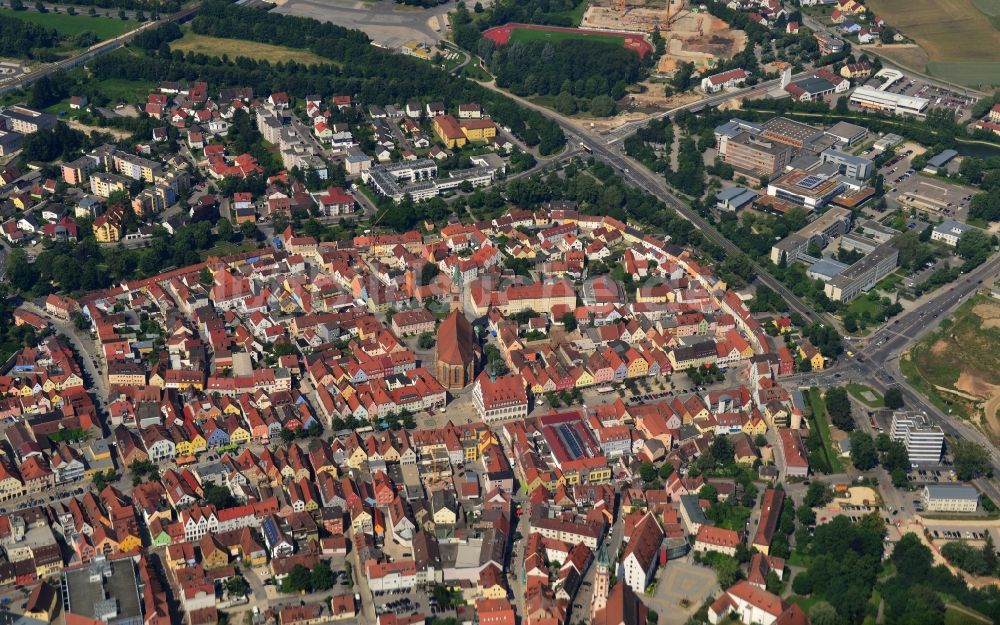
482, 23, 653, 58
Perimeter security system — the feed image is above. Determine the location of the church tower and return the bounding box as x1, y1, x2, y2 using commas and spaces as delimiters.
591, 539, 611, 620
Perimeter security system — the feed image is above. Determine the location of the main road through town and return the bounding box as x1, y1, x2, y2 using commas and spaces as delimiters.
481, 77, 1000, 500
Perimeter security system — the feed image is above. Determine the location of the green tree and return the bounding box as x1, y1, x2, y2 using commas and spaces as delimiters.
639, 461, 658, 483
225, 576, 251, 597
554, 92, 577, 116
311, 561, 335, 591
953, 440, 990, 481
956, 228, 993, 265
417, 332, 436, 349
281, 564, 312, 593
808, 601, 843, 625
199, 267, 213, 286
849, 431, 878, 470
589, 95, 615, 117
884, 386, 903, 409
560, 311, 578, 332
825, 387, 854, 431
714, 555, 740, 588
803, 481, 833, 507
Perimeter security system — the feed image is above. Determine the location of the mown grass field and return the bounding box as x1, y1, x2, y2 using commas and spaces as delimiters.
170, 31, 330, 66
508, 27, 624, 46
0, 8, 137, 40
926, 61, 1000, 88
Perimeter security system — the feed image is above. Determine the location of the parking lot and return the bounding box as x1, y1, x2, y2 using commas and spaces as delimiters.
876, 149, 973, 221
862, 75, 977, 123
273, 0, 454, 48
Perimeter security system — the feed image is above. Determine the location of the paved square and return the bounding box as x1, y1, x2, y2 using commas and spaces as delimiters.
646, 559, 719, 625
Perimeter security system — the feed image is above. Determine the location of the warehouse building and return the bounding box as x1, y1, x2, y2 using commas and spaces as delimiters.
850, 86, 929, 117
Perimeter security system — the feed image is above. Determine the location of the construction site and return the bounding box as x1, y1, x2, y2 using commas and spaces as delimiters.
581, 0, 746, 75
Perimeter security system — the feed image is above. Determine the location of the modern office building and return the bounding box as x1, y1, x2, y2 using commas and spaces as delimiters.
768, 207, 852, 264
931, 219, 974, 247
922, 484, 979, 513
820, 148, 874, 180
825, 121, 868, 146
714, 118, 764, 156
767, 169, 844, 210
891, 411, 944, 465
824, 241, 899, 302
724, 132, 793, 178
761, 117, 823, 149
715, 186, 759, 212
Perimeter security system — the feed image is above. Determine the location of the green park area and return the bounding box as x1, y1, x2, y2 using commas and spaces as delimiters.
0, 8, 138, 40
846, 384, 885, 408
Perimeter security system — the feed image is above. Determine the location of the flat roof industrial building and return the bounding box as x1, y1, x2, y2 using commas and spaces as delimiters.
850, 86, 929, 117
61, 558, 144, 625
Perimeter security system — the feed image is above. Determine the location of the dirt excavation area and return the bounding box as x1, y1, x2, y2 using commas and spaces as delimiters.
581, 0, 745, 75
952, 300, 1000, 440
656, 12, 746, 75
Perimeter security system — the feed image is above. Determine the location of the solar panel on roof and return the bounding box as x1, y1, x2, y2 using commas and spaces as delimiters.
798, 175, 825, 190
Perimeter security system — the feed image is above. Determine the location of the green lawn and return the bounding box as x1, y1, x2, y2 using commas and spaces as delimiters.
92, 79, 157, 104
847, 383, 885, 408
461, 61, 492, 81
203, 241, 264, 258
788, 595, 822, 612
846, 292, 887, 317
787, 552, 814, 567
808, 387, 845, 472
874, 271, 903, 292
508, 27, 624, 47
0, 8, 138, 40
900, 354, 969, 419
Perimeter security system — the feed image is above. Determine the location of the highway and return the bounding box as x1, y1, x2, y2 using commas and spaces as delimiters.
0, 4, 200, 96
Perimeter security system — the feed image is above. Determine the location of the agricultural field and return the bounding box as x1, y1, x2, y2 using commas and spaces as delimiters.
865, 0, 1000, 87
0, 8, 137, 40
901, 295, 1000, 440
170, 31, 331, 66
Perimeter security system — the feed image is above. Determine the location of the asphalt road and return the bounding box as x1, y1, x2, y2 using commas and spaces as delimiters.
481, 80, 824, 326
0, 4, 200, 96
481, 76, 1000, 501
795, 252, 1000, 501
